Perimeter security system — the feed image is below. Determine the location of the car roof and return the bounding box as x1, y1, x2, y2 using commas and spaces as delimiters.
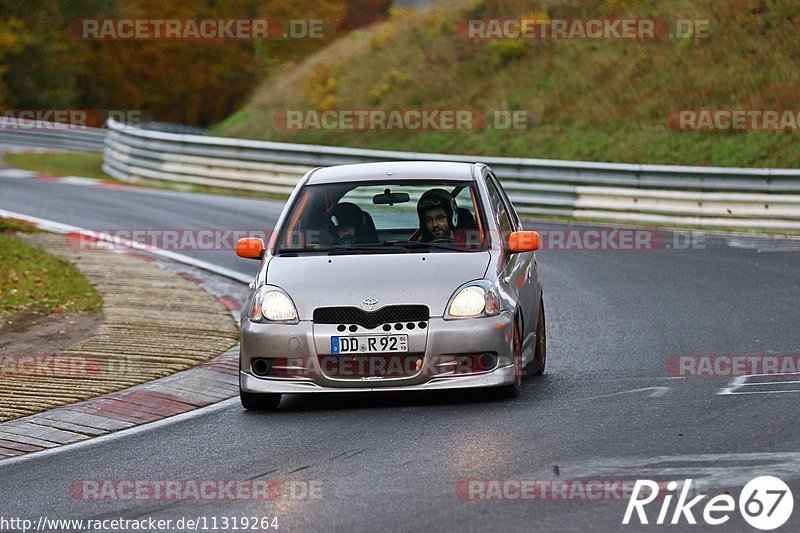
304, 161, 480, 185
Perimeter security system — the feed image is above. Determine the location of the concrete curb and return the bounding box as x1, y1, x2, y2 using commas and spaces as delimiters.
0, 346, 240, 458
0, 214, 250, 461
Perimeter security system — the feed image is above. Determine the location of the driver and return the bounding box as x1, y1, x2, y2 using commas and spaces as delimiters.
417, 189, 459, 242
326, 202, 368, 245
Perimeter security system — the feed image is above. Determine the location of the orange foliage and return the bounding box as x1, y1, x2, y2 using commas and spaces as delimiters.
1, 0, 389, 126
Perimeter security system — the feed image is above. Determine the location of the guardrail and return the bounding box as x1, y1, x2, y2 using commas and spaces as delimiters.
0, 119, 105, 152
103, 119, 800, 231
6, 117, 800, 231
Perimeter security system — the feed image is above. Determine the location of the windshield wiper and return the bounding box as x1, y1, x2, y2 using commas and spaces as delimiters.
276, 242, 457, 255
275, 245, 338, 254
381, 240, 457, 250
277, 244, 405, 254
328, 243, 404, 254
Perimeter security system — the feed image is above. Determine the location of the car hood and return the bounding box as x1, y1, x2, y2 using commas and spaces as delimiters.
266, 252, 491, 319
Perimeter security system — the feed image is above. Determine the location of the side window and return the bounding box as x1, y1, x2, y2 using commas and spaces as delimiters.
489, 174, 521, 229
486, 179, 513, 242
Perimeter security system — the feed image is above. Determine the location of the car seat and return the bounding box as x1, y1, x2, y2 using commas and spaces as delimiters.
359, 211, 380, 243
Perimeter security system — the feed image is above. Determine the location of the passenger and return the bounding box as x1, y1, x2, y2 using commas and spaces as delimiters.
417, 189, 465, 243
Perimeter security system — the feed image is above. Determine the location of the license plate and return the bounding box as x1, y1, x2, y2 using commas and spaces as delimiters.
331, 335, 408, 354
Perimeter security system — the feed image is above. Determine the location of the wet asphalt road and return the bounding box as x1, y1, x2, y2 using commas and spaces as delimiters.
1, 174, 800, 532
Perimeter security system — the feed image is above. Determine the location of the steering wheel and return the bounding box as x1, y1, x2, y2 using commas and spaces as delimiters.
429, 238, 453, 243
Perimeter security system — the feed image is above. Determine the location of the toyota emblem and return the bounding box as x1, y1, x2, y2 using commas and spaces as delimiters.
361, 298, 380, 311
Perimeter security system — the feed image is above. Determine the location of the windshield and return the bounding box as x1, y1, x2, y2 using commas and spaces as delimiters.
276, 180, 487, 253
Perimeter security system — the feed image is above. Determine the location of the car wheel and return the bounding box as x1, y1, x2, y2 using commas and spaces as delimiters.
495, 317, 522, 399
526, 297, 547, 376
240, 391, 282, 410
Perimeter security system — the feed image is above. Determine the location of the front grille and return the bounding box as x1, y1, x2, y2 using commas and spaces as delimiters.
313, 305, 429, 329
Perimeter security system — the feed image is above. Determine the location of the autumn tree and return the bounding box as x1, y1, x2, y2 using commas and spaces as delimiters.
0, 0, 391, 126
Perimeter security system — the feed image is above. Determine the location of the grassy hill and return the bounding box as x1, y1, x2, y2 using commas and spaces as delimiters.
213, 0, 800, 167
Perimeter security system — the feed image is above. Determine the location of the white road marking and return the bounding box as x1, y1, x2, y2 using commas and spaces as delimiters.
59, 176, 101, 186
718, 372, 800, 395
726, 236, 800, 253
578, 386, 670, 401
718, 375, 748, 395
559, 452, 800, 489
0, 168, 38, 178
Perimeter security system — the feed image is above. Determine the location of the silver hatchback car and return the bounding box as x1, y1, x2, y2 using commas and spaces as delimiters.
235, 161, 546, 409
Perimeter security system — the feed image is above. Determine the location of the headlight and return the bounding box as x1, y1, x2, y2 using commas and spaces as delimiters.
250, 285, 298, 322
450, 286, 487, 316
445, 281, 500, 319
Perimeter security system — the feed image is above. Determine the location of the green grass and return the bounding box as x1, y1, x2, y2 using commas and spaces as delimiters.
0, 218, 39, 234
213, 0, 800, 168
4, 152, 111, 180
0, 220, 103, 318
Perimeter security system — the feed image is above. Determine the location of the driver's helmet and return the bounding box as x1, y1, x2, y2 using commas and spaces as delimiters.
326, 202, 365, 244
416, 188, 458, 230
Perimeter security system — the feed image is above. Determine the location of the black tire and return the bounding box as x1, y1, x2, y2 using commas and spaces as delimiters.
495, 316, 522, 399
240, 391, 281, 410
526, 297, 547, 376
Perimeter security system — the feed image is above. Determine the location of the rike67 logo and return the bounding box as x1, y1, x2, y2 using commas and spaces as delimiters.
623, 476, 793, 530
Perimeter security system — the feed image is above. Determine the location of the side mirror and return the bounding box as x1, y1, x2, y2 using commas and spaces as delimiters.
507, 231, 540, 252
236, 237, 265, 259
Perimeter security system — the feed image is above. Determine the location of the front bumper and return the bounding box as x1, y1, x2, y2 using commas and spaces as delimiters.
240, 364, 516, 393
240, 312, 516, 393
